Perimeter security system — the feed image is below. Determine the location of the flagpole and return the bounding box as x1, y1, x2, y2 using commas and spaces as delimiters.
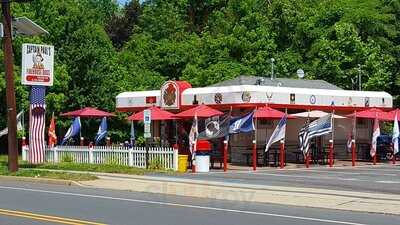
253, 108, 257, 171
329, 110, 335, 167
22, 109, 25, 137
373, 112, 377, 165
283, 108, 288, 166
393, 111, 398, 165
305, 109, 310, 168
352, 110, 357, 166
280, 108, 288, 169
223, 106, 233, 172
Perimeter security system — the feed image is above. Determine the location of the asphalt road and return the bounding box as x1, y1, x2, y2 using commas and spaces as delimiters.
0, 180, 399, 225
158, 164, 400, 195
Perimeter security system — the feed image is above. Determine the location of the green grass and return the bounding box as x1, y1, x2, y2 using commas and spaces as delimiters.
0, 155, 97, 181
20, 162, 176, 175
1, 154, 176, 177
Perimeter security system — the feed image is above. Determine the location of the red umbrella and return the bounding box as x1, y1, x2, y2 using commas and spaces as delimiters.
254, 106, 295, 119
346, 108, 391, 120
175, 104, 223, 118
60, 107, 115, 118
128, 106, 177, 121
387, 109, 400, 121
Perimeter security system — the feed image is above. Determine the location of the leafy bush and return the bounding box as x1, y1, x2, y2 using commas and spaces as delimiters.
148, 157, 165, 170
61, 153, 74, 163
136, 136, 146, 147
104, 156, 120, 165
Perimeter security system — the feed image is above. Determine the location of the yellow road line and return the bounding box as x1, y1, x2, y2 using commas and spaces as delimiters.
0, 208, 107, 225
0, 211, 82, 225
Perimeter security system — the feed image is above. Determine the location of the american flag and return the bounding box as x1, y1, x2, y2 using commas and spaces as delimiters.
29, 86, 46, 164
299, 114, 332, 155
370, 117, 380, 157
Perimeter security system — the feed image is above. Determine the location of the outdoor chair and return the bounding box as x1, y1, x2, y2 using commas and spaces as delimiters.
210, 148, 223, 169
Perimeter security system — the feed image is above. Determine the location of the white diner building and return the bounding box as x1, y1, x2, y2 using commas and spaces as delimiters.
116, 76, 392, 165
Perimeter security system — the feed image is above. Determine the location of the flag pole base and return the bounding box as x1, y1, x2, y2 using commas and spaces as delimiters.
279, 140, 285, 169
252, 140, 257, 171
305, 153, 310, 168
223, 140, 228, 172
351, 140, 356, 167
329, 140, 334, 168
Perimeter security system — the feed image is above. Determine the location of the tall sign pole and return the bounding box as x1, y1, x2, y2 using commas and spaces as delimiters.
2, 0, 18, 172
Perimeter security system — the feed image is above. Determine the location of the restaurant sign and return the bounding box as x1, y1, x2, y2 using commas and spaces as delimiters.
21, 43, 54, 86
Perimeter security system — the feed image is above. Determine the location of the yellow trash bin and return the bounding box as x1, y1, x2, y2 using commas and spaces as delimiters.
178, 154, 188, 172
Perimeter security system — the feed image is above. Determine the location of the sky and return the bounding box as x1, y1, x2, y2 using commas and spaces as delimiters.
117, 0, 130, 4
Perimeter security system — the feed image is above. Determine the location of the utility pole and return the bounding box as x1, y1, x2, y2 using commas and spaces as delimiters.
2, 0, 18, 172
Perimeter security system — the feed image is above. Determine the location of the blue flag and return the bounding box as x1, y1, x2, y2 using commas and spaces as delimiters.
61, 117, 81, 145
229, 111, 255, 134
95, 117, 107, 145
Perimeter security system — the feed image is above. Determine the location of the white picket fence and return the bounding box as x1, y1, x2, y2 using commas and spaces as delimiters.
22, 145, 178, 171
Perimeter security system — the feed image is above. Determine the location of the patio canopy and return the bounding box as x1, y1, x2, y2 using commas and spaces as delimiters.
175, 104, 223, 119
254, 106, 295, 119
291, 110, 346, 119
128, 106, 177, 121
387, 109, 400, 121
60, 107, 115, 118
346, 108, 392, 120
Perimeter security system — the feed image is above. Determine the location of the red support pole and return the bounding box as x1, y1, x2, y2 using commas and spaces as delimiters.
392, 143, 396, 165
223, 140, 228, 172
279, 140, 285, 169
305, 152, 310, 168
252, 140, 257, 171
351, 140, 356, 167
329, 140, 334, 167
192, 143, 196, 173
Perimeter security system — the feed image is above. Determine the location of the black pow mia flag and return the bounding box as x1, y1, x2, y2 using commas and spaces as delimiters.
198, 114, 230, 140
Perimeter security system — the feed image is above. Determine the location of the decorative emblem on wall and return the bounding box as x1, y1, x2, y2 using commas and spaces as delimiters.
309, 95, 316, 105
266, 92, 273, 102
290, 93, 295, 104
214, 93, 223, 104
192, 94, 198, 105
364, 97, 370, 107
242, 91, 251, 103
163, 83, 176, 106
146, 96, 156, 104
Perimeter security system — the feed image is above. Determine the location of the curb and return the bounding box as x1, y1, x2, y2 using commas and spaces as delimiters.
0, 175, 80, 186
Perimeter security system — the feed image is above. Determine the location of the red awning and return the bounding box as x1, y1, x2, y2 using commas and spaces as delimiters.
254, 106, 295, 119
60, 107, 115, 118
346, 108, 391, 120
387, 109, 400, 121
128, 106, 177, 121
175, 104, 223, 118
